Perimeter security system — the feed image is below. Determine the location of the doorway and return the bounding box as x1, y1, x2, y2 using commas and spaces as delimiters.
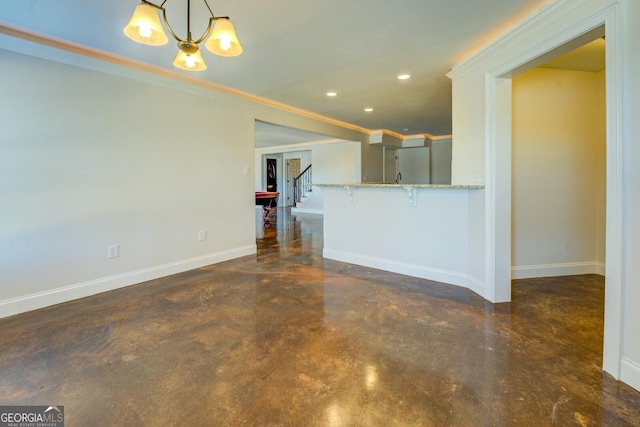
286, 158, 301, 207
511, 40, 606, 280
263, 155, 283, 206
487, 16, 623, 376
266, 158, 278, 192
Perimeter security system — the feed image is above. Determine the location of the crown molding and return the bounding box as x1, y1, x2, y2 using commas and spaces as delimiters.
446, 0, 612, 80
1, 23, 454, 143
0, 23, 372, 134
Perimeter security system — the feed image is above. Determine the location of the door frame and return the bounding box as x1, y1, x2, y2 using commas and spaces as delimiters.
486, 5, 623, 377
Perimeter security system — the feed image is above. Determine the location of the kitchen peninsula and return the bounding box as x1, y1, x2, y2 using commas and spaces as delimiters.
317, 183, 486, 297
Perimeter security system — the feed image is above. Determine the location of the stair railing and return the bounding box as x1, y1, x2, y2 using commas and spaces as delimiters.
292, 164, 312, 206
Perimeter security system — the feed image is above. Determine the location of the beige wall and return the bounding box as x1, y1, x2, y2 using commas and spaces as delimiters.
511, 67, 606, 277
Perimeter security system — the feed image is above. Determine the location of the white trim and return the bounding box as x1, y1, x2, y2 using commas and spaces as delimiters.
484, 76, 513, 303
254, 138, 345, 152
512, 262, 604, 279
323, 248, 486, 297
0, 25, 448, 144
620, 358, 640, 393
447, 0, 609, 80
0, 27, 372, 136
596, 262, 606, 277
601, 2, 625, 380
484, 76, 498, 301
0, 245, 256, 319
291, 208, 323, 215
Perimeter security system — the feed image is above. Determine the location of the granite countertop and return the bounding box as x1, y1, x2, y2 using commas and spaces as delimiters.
314, 183, 485, 189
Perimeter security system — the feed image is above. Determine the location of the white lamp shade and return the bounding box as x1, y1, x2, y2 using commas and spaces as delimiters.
173, 48, 207, 71
204, 18, 243, 57
123, 3, 169, 46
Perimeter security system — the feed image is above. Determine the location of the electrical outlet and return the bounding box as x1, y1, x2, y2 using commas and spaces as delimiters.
198, 230, 207, 241
108, 244, 119, 258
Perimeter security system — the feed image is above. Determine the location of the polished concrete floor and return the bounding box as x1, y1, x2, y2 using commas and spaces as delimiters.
1, 208, 639, 426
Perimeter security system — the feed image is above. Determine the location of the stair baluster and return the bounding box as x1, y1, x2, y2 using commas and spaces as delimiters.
292, 164, 312, 207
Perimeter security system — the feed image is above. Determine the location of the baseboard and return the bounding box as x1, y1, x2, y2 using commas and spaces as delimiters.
0, 245, 256, 319
323, 248, 485, 298
291, 207, 323, 215
465, 274, 486, 298
621, 357, 640, 393
511, 261, 604, 279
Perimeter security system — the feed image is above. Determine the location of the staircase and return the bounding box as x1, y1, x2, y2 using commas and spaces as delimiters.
292, 164, 312, 208
295, 189, 314, 208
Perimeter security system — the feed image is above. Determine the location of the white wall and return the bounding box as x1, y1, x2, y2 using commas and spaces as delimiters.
447, 0, 640, 391
0, 50, 257, 314
0, 40, 372, 317
312, 141, 361, 184
511, 67, 606, 278
323, 187, 482, 295
255, 140, 360, 214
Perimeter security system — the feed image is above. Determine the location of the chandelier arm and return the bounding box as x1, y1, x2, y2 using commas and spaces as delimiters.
193, 18, 215, 45
140, 0, 163, 10
160, 7, 184, 43
201, 0, 229, 20
203, 0, 215, 18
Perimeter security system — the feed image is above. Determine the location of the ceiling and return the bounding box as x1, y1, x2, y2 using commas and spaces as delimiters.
541, 37, 605, 72
0, 0, 604, 146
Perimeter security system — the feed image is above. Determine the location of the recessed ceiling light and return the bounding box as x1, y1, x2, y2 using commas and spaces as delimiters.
364, 107, 374, 112
326, 91, 338, 97
397, 74, 411, 80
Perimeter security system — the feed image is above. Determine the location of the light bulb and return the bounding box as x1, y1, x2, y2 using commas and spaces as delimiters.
185, 54, 196, 68
139, 24, 152, 39
219, 36, 232, 51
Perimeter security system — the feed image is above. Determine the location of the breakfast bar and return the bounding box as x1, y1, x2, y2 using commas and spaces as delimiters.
316, 183, 486, 296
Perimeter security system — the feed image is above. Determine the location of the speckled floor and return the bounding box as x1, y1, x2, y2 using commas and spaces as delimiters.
1, 208, 639, 426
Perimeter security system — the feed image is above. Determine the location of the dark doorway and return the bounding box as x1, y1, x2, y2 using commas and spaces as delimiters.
266, 158, 277, 192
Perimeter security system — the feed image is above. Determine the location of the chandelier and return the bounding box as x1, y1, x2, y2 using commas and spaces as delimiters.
123, 0, 243, 71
